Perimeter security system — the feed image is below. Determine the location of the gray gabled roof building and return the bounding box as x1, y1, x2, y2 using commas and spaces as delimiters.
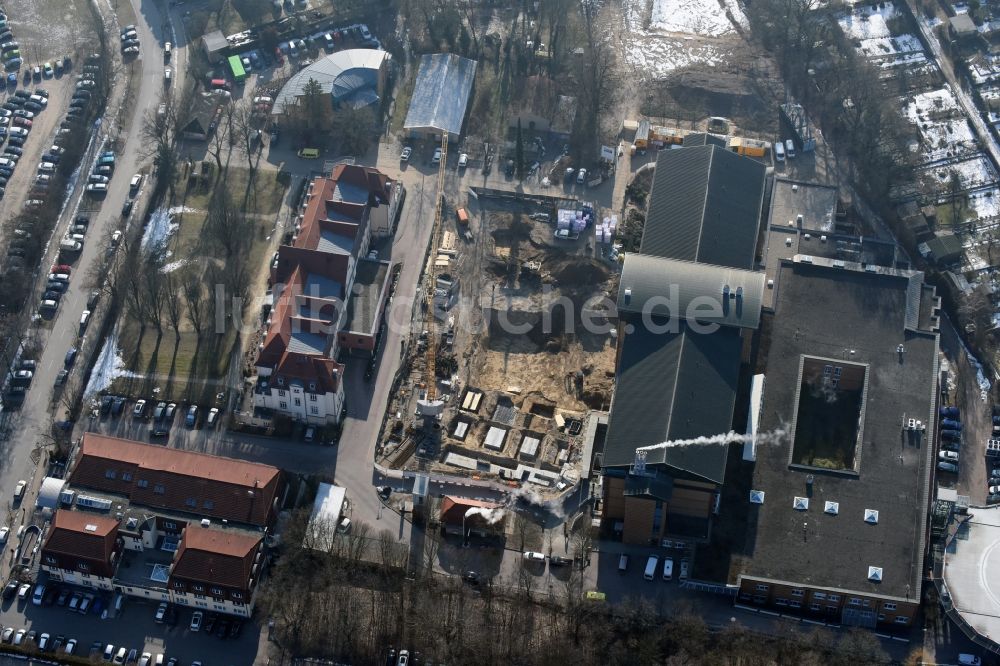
603, 145, 767, 487
403, 53, 477, 141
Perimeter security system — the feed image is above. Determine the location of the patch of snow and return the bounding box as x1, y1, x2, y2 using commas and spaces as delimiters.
650, 0, 734, 36
903, 88, 980, 163
968, 187, 1000, 219
142, 206, 179, 255
168, 206, 200, 215
838, 4, 899, 41
84, 329, 138, 398
922, 155, 998, 190
160, 259, 187, 273
621, 0, 737, 77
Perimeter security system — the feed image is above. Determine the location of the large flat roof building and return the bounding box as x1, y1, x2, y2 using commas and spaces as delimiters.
735, 255, 940, 629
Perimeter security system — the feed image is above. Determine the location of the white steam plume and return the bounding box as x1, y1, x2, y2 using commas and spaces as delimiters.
636, 427, 789, 453
464, 506, 505, 524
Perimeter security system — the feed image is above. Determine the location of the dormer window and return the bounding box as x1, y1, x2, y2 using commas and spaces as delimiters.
308, 382, 316, 392
276, 377, 284, 386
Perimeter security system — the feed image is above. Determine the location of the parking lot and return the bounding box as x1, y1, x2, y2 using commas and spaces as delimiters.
0, 578, 261, 665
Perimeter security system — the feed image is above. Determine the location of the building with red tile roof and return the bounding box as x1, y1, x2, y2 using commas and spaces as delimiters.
254, 164, 399, 425
41, 511, 122, 590
168, 525, 263, 616
69, 433, 283, 527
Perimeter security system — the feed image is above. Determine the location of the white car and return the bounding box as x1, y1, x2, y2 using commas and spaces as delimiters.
939, 450, 959, 462
0, 526, 9, 545
458, 153, 468, 168
577, 167, 587, 184
86, 182, 108, 193
400, 146, 412, 162
12, 370, 32, 381
190, 610, 203, 632
9, 127, 28, 138
139, 653, 152, 666
129, 173, 143, 191
38, 161, 55, 173
29, 94, 47, 106
522, 551, 546, 562
432, 147, 441, 164
133, 399, 146, 417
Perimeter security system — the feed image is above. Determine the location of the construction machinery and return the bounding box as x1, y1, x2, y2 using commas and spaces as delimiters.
416, 134, 449, 420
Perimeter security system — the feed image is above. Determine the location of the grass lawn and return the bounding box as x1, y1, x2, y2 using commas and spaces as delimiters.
390, 71, 415, 135
937, 200, 972, 228
182, 166, 288, 216
112, 172, 285, 401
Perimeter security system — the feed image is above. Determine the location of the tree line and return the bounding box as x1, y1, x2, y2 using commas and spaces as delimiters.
259, 510, 907, 666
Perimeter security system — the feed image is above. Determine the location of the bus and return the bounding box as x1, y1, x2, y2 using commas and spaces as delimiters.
227, 55, 246, 84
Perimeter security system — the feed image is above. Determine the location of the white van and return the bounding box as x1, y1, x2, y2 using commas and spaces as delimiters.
662, 557, 674, 580
785, 139, 796, 158
774, 141, 785, 162
618, 554, 629, 572
643, 555, 659, 581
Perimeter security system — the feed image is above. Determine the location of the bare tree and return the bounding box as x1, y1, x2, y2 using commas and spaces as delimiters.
163, 272, 183, 341
181, 267, 207, 337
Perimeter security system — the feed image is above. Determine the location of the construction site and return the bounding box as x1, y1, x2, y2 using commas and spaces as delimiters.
378, 186, 619, 492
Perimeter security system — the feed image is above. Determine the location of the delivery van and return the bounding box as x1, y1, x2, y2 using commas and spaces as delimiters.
643, 555, 659, 581
774, 141, 785, 162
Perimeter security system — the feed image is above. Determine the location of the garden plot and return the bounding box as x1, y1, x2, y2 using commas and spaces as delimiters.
620, 0, 739, 78
837, 3, 926, 66
650, 0, 736, 36
904, 88, 981, 163
920, 155, 999, 191
968, 187, 1000, 219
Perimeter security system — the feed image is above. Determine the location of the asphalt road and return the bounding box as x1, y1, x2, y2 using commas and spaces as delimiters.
0, 0, 173, 581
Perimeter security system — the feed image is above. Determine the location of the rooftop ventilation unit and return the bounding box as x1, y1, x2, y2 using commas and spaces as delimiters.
799, 255, 813, 263
785, 237, 792, 247
792, 184, 799, 192
793, 496, 809, 510
76, 495, 112, 511
767, 279, 774, 288
825, 501, 839, 515
867, 566, 883, 582
865, 264, 878, 273
804, 233, 811, 240
833, 260, 845, 268
84, 524, 98, 532
864, 509, 879, 524
623, 288, 631, 306
820, 235, 827, 243
200, 518, 211, 528
750, 490, 765, 504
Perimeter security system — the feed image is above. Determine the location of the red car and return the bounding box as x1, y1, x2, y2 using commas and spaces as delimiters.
52, 264, 72, 274
12, 117, 31, 128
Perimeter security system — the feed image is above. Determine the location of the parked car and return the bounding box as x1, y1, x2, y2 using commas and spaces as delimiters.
133, 399, 146, 417
190, 611, 203, 632
938, 461, 959, 473
400, 146, 412, 162
154, 602, 168, 623
522, 551, 546, 562
185, 405, 198, 426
